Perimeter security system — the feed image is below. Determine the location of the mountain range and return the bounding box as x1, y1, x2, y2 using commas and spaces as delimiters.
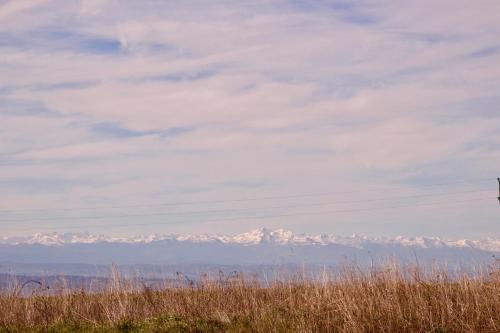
1, 228, 498, 270
2, 228, 499, 251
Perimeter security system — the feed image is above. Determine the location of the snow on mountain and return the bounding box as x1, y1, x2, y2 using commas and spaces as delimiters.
1, 228, 499, 268
1, 228, 499, 252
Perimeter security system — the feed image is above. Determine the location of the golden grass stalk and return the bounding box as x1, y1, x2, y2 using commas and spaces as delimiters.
1, 264, 499, 332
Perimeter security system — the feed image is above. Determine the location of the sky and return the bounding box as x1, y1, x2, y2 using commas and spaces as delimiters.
0, 0, 499, 238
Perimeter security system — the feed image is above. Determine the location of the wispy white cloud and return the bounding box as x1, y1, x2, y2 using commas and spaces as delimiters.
0, 0, 49, 19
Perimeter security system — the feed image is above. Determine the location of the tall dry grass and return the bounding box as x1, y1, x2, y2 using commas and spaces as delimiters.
1, 264, 499, 332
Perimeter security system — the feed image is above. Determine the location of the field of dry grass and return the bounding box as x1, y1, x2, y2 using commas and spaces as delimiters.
1, 265, 499, 332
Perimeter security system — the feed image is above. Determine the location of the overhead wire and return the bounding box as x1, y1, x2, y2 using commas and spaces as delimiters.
8, 196, 496, 232
0, 188, 492, 223
0, 177, 492, 214
2, 195, 493, 230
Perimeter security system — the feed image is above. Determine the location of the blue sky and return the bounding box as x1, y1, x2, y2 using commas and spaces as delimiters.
0, 0, 499, 238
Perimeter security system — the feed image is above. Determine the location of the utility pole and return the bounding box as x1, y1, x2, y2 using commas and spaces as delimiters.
498, 178, 500, 205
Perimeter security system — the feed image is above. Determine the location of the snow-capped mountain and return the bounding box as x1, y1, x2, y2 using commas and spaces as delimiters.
1, 228, 498, 270
2, 228, 499, 252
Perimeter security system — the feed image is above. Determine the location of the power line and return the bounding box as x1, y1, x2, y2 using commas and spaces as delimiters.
12, 197, 495, 232
0, 189, 491, 223
1, 195, 491, 228
0, 177, 492, 214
